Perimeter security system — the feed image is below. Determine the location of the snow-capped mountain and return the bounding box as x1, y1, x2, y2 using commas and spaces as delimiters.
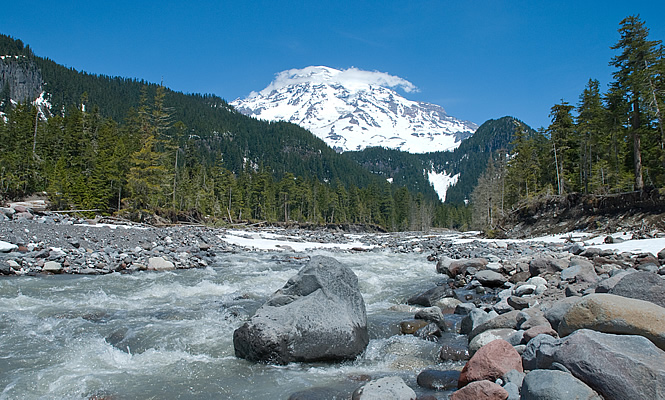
231, 66, 477, 153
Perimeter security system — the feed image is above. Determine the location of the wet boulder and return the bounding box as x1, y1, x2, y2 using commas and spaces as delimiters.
352, 376, 416, 400
233, 256, 369, 364
417, 369, 460, 390
407, 286, 453, 307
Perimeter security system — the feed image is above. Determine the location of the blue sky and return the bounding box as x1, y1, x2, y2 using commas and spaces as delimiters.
2, 1, 664, 129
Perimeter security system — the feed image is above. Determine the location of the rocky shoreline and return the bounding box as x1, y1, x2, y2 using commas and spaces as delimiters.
340, 235, 665, 399
3, 206, 665, 399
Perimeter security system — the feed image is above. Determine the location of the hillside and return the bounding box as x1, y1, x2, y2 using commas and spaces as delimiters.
0, 38, 380, 188
0, 34, 469, 230
344, 117, 529, 205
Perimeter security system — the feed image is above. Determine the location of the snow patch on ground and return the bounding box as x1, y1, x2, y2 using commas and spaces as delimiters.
217, 227, 665, 255
219, 229, 374, 252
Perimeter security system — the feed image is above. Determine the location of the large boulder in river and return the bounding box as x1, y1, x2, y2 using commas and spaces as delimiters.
551, 329, 665, 400
233, 256, 369, 364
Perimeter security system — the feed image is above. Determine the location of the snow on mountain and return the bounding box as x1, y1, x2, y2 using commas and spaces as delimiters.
427, 170, 460, 202
231, 66, 477, 153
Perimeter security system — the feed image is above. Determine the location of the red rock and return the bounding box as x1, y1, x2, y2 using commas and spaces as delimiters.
448, 258, 488, 277
523, 325, 559, 342
451, 380, 509, 400
458, 339, 523, 388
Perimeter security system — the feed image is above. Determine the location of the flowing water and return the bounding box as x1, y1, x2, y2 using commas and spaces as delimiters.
0, 250, 463, 399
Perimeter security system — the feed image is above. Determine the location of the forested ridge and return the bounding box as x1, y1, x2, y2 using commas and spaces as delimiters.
0, 34, 471, 230
472, 15, 665, 233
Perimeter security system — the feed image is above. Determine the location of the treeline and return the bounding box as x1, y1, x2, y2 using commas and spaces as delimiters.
0, 85, 470, 230
472, 15, 665, 232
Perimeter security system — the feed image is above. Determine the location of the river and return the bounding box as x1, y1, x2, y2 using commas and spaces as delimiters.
0, 249, 463, 399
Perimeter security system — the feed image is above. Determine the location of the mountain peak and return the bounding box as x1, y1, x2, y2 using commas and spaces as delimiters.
232, 66, 477, 153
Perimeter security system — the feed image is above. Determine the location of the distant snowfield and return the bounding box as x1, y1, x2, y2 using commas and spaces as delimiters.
218, 228, 665, 255
427, 170, 459, 202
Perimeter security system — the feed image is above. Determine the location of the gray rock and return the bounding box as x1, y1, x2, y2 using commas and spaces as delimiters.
543, 297, 581, 331
521, 369, 602, 400
552, 329, 665, 400
439, 338, 470, 361
414, 323, 442, 341
460, 308, 497, 335
407, 286, 453, 307
469, 328, 520, 355
42, 261, 62, 273
415, 306, 444, 325
233, 256, 368, 364
609, 270, 665, 308
0, 261, 13, 275
503, 382, 520, 400
416, 369, 460, 390
579, 247, 602, 258
514, 284, 537, 296
567, 243, 585, 255
595, 269, 636, 293
502, 369, 525, 387
518, 315, 551, 331
474, 270, 507, 287
507, 296, 536, 310
529, 257, 568, 277
147, 256, 175, 271
560, 257, 598, 283
522, 333, 561, 371
352, 376, 416, 400
470, 310, 520, 339
637, 263, 660, 273
454, 303, 476, 316
492, 298, 514, 314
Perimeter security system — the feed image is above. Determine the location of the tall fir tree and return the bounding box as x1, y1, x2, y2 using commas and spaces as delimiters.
610, 15, 663, 191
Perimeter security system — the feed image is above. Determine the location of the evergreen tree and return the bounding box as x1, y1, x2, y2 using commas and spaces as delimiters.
506, 122, 540, 203
548, 101, 576, 194
576, 79, 607, 193
610, 15, 663, 191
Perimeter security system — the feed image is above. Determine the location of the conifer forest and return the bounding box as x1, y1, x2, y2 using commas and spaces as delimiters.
471, 15, 665, 232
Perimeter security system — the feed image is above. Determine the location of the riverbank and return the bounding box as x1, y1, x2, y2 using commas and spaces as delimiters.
3, 209, 665, 398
